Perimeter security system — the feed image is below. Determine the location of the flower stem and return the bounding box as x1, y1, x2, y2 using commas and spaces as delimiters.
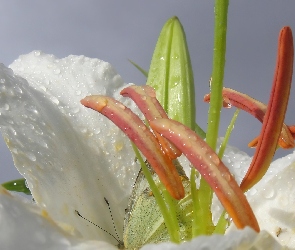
207, 0, 229, 148
199, 0, 229, 234
213, 210, 228, 234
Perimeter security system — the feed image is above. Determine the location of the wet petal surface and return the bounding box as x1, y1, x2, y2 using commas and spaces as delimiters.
0, 51, 140, 243
0, 187, 117, 250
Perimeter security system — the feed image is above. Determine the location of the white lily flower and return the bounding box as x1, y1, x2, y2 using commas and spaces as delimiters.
0, 51, 294, 249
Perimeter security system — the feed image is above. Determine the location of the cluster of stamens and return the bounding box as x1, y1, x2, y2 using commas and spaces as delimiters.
81, 26, 294, 240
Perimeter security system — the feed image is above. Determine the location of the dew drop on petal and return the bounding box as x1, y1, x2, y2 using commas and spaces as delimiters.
34, 50, 41, 56
261, 187, 276, 199
71, 107, 80, 114
27, 152, 36, 162
94, 128, 101, 134
248, 188, 257, 196
50, 96, 59, 105
53, 68, 61, 75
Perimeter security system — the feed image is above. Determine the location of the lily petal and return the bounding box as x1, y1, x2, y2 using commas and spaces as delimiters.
0, 187, 118, 250
0, 186, 284, 250
141, 227, 282, 250
234, 152, 295, 248
0, 51, 141, 244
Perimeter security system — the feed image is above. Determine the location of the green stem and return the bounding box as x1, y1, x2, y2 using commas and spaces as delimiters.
206, 0, 229, 148
218, 109, 240, 158
199, 0, 229, 234
132, 144, 180, 243
213, 210, 228, 234
197, 177, 214, 234
162, 189, 180, 241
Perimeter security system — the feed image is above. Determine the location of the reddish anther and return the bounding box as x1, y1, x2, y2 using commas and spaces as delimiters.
204, 87, 295, 149
240, 26, 294, 192
151, 118, 260, 232
121, 85, 181, 159
80, 95, 185, 200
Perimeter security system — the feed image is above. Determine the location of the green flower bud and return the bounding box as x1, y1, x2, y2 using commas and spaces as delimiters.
147, 16, 196, 130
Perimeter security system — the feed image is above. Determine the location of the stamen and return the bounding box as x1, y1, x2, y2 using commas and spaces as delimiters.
121, 85, 181, 159
204, 88, 295, 149
240, 26, 294, 191
151, 118, 260, 232
81, 96, 184, 200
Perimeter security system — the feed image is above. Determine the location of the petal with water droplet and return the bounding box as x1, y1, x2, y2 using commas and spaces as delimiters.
0, 51, 141, 243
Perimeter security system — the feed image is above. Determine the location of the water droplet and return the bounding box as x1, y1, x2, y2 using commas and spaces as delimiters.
53, 68, 61, 75
75, 90, 82, 96
13, 86, 23, 94
25, 105, 38, 114
208, 153, 220, 165
261, 187, 275, 199
27, 152, 36, 162
9, 127, 17, 135
34, 51, 41, 56
222, 172, 231, 182
116, 102, 125, 110
71, 107, 80, 114
50, 96, 59, 105
11, 148, 18, 154
3, 104, 9, 110
44, 79, 51, 85
0, 78, 5, 84
248, 188, 257, 196
40, 141, 48, 148
39, 85, 47, 92
94, 128, 101, 134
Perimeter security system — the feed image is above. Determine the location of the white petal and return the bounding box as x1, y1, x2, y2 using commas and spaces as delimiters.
141, 227, 283, 250
246, 154, 295, 248
223, 150, 295, 248
0, 51, 140, 244
0, 187, 117, 250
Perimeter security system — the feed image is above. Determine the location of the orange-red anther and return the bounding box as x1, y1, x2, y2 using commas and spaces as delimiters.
240, 26, 294, 192
81, 95, 185, 200
151, 118, 260, 232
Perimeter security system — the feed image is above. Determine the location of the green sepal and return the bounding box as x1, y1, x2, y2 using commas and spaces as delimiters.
146, 16, 196, 130
2, 178, 31, 195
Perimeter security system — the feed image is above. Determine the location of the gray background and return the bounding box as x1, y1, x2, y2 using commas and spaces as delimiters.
0, 1, 295, 184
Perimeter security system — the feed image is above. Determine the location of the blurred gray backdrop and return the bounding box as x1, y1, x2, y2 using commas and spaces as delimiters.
1, 1, 295, 184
